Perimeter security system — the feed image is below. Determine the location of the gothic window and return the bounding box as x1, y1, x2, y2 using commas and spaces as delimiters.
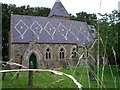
59, 48, 65, 59
46, 48, 51, 60
72, 48, 77, 59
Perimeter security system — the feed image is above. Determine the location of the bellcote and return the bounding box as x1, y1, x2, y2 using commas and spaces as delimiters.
48, 0, 70, 20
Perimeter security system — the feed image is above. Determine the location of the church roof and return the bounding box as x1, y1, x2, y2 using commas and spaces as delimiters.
48, 0, 69, 18
11, 14, 94, 45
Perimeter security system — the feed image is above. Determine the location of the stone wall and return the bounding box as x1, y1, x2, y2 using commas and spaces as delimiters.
10, 43, 81, 69
10, 43, 96, 69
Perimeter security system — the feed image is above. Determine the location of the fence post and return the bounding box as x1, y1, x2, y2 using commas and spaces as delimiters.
28, 61, 33, 87
28, 71, 33, 87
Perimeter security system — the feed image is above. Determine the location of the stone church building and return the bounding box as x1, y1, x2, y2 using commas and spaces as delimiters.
9, 0, 95, 69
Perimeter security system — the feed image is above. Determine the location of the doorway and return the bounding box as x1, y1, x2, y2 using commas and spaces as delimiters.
29, 53, 37, 69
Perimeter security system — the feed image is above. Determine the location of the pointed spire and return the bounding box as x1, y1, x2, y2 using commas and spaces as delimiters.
48, 0, 69, 19
56, 0, 60, 2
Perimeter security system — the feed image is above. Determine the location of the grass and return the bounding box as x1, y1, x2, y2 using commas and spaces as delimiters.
2, 65, 120, 88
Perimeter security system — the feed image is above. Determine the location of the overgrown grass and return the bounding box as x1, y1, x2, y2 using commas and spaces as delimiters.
2, 65, 119, 88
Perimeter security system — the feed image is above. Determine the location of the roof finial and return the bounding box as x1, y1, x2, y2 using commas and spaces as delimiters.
56, 0, 60, 2
32, 34, 35, 42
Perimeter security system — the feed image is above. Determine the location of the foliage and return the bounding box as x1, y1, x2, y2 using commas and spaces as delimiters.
97, 11, 119, 65
2, 66, 119, 88
70, 12, 97, 26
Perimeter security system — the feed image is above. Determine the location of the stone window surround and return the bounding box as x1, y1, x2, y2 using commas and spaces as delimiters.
70, 45, 77, 59
58, 46, 66, 60
59, 48, 64, 59
46, 48, 51, 60
44, 45, 52, 61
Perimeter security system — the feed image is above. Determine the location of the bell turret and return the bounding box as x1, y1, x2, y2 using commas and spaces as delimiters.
48, 0, 70, 20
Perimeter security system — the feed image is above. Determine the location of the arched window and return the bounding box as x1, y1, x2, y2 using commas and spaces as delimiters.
59, 48, 65, 59
46, 48, 51, 60
72, 48, 77, 59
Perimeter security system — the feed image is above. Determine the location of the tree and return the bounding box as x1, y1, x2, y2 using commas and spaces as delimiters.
70, 11, 97, 26
98, 10, 119, 65
2, 3, 50, 61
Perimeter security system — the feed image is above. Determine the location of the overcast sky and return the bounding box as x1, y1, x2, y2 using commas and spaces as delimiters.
0, 0, 120, 15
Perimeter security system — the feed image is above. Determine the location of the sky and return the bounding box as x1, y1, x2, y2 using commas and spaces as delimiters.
0, 0, 120, 15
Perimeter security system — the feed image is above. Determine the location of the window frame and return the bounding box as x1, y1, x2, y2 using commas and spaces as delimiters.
71, 47, 77, 59
45, 47, 51, 60
58, 46, 66, 60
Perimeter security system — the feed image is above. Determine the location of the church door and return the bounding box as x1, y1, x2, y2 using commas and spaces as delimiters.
29, 53, 37, 69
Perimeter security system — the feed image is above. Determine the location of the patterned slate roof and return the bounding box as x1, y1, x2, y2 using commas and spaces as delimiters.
11, 14, 94, 45
48, 0, 69, 18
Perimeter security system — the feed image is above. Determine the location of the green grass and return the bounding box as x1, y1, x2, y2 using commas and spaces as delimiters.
2, 65, 120, 88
